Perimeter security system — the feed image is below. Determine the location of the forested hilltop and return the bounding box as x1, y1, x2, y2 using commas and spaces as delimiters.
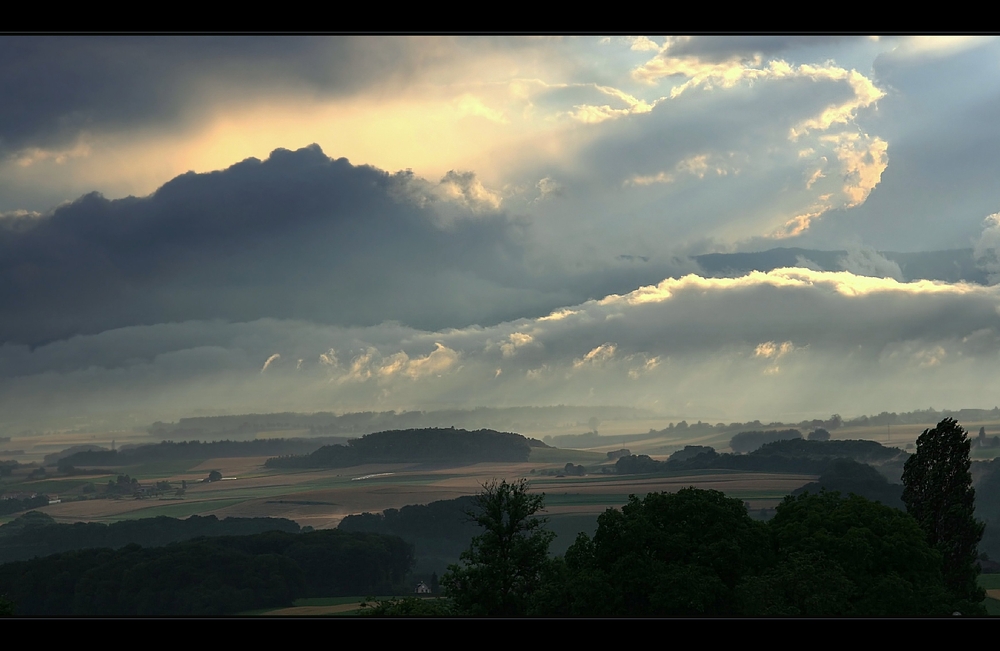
265, 428, 545, 469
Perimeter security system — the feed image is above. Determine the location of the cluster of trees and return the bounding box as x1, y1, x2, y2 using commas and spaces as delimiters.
367, 418, 987, 617
617, 438, 904, 477
791, 458, 903, 510
0, 529, 413, 616
0, 494, 49, 517
0, 512, 301, 564
729, 429, 803, 454
667, 445, 714, 462
977, 427, 1000, 448
265, 428, 537, 469
809, 428, 831, 441
339, 497, 481, 574
105, 474, 141, 496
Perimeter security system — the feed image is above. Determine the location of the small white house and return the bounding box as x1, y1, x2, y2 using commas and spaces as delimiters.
414, 582, 431, 594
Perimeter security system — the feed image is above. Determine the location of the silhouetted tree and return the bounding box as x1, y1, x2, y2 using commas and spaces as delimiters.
558, 488, 771, 616
901, 418, 985, 612
441, 478, 554, 616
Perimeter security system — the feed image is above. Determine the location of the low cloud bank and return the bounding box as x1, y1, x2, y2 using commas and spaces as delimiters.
3, 267, 998, 430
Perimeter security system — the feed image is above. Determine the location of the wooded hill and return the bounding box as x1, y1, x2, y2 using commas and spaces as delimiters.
617, 438, 905, 476
265, 428, 543, 469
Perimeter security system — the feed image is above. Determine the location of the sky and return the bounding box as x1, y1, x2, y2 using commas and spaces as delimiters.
3, 35, 1000, 431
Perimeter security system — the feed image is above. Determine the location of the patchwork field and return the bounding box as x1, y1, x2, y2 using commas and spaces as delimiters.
6, 415, 999, 530
7, 443, 817, 529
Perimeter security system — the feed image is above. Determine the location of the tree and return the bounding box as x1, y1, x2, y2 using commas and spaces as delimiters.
758, 491, 956, 616
440, 478, 555, 616
808, 428, 831, 441
901, 418, 986, 611
560, 488, 771, 616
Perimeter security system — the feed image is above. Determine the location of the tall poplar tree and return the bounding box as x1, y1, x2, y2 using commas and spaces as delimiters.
901, 418, 986, 611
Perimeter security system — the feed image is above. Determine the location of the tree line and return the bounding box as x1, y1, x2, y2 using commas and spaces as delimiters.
53, 437, 348, 469
0, 512, 302, 564
616, 438, 904, 476
0, 529, 413, 616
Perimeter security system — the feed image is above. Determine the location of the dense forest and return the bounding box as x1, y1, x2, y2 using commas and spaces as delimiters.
265, 428, 542, 469
531, 489, 968, 617
0, 512, 301, 564
0, 529, 413, 616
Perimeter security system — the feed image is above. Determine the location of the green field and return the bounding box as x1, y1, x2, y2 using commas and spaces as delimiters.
978, 574, 1000, 590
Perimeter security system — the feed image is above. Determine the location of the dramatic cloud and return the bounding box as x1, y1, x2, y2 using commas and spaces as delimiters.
5, 37, 1000, 432
4, 267, 1000, 429
0, 146, 533, 345
0, 36, 452, 155
795, 37, 1000, 250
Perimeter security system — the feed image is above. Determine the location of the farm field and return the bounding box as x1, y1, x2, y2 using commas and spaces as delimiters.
2, 444, 818, 528
6, 415, 998, 531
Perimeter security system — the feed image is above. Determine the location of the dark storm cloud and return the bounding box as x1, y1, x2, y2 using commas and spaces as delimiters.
0, 145, 542, 345
0, 36, 437, 153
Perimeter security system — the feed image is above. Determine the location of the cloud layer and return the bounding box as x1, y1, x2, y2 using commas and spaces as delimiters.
4, 267, 999, 429
5, 37, 1000, 431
